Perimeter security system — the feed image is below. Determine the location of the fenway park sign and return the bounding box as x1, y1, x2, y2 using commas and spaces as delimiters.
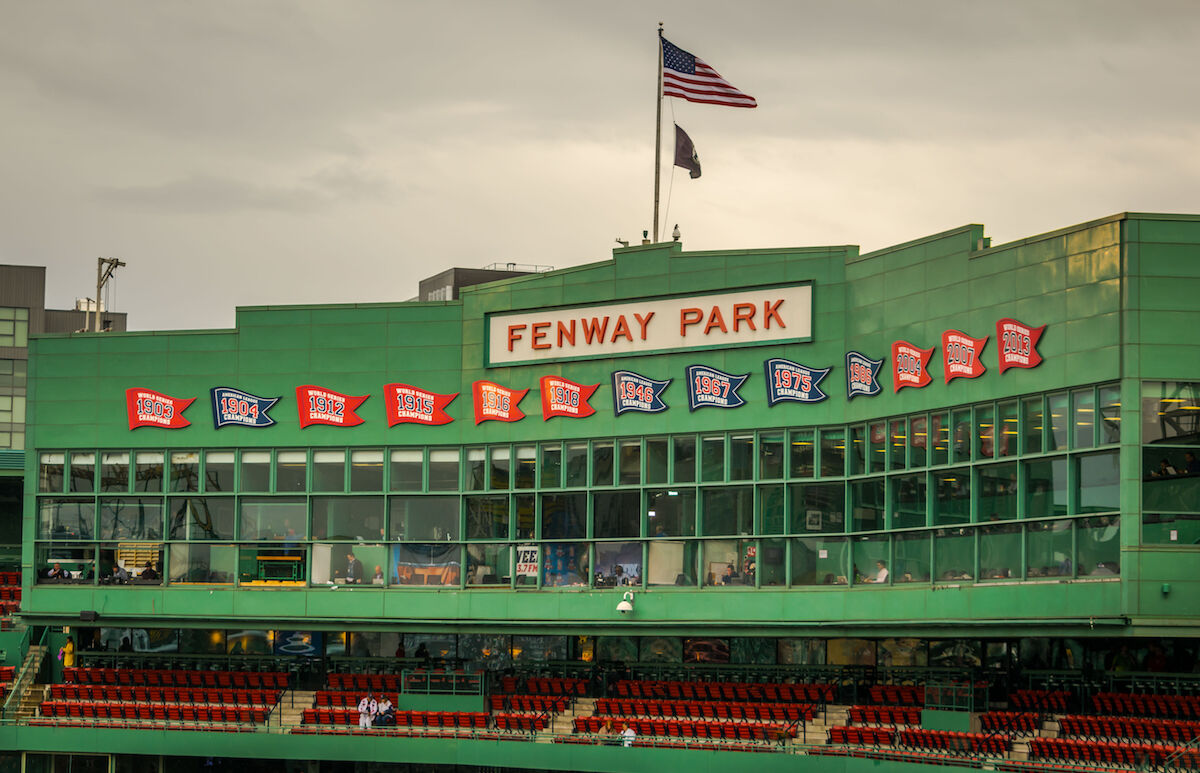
486, 283, 812, 366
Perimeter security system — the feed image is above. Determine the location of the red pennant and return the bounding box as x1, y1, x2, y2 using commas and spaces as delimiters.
383, 383, 457, 426
472, 380, 528, 424
126, 388, 194, 430
997, 318, 1046, 373
942, 329, 989, 383
891, 341, 934, 392
296, 385, 368, 428
540, 376, 599, 420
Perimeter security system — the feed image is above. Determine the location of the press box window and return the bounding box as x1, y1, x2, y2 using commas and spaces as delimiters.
239, 451, 271, 492
280, 450, 313, 491
391, 449, 423, 491
170, 451, 199, 493
350, 450, 383, 491
203, 451, 234, 492
310, 450, 343, 492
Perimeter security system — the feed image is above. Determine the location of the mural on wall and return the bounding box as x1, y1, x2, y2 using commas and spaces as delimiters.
210, 387, 279, 429
892, 341, 935, 392
941, 330, 988, 383
845, 351, 884, 400
540, 376, 599, 420
612, 370, 671, 416
764, 358, 830, 406
126, 388, 194, 430
383, 383, 456, 426
296, 386, 368, 428
685, 365, 748, 411
997, 318, 1046, 373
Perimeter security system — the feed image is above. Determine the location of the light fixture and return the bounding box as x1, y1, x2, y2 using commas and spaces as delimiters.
616, 590, 635, 615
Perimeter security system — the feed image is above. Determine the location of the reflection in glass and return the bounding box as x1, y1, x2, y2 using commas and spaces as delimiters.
350, 450, 383, 491
1026, 519, 1073, 578
135, 452, 164, 492
170, 452, 199, 493
789, 482, 845, 533
39, 452, 64, 493
99, 498, 163, 540
281, 449, 312, 491
239, 497, 305, 540
311, 496, 383, 540
701, 486, 752, 535
894, 531, 930, 583
1098, 384, 1121, 444
389, 495, 458, 541
204, 451, 234, 493
933, 528, 974, 582
594, 491, 640, 538
933, 469, 971, 525
169, 497, 235, 540
466, 495, 509, 540
39, 498, 94, 540
820, 429, 845, 477
1026, 458, 1068, 518
979, 523, 1020, 580
891, 475, 926, 529
646, 489, 695, 537
428, 449, 459, 491
240, 451, 270, 492
70, 452, 96, 493
978, 463, 1017, 521
790, 430, 815, 478
540, 493, 586, 539
729, 435, 754, 480
791, 536, 848, 586
100, 452, 129, 493
1077, 516, 1119, 576
1078, 452, 1119, 513
673, 436, 696, 483
169, 543, 236, 584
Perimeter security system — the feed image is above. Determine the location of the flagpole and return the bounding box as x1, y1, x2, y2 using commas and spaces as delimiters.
653, 23, 664, 243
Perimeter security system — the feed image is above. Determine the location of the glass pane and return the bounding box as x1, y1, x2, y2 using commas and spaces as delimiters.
311, 496, 384, 540
204, 451, 234, 492
514, 494, 535, 540
849, 426, 866, 475
909, 415, 928, 468
315, 544, 387, 585
1022, 397, 1044, 454
820, 429, 845, 477
1078, 451, 1119, 513
37, 543, 94, 583
729, 435, 754, 480
239, 497, 305, 540
428, 449, 459, 491
759, 434, 784, 480
759, 484, 784, 534
541, 493, 586, 539
894, 531, 930, 583
1143, 450, 1200, 511
312, 448, 345, 492
466, 495, 509, 540
39, 498, 94, 539
673, 436, 697, 483
933, 469, 971, 525
541, 542, 587, 587
349, 450, 383, 491
891, 474, 926, 529
99, 497, 163, 540
975, 405, 995, 460
169, 543, 235, 584
565, 443, 588, 487
169, 497, 235, 540
852, 535, 889, 585
39, 452, 64, 493
951, 409, 972, 463
617, 440, 640, 486
1073, 389, 1096, 449
100, 452, 129, 493
1142, 381, 1200, 445
389, 495, 459, 541
980, 523, 1021, 580
789, 482, 845, 533
851, 479, 885, 531
466, 448, 486, 491
134, 452, 164, 492
646, 488, 695, 538
701, 486, 752, 536
1026, 519, 1073, 578
978, 463, 1018, 522
1077, 516, 1120, 576
540, 443, 562, 488
1026, 458, 1068, 518
591, 442, 612, 487
869, 422, 887, 473
1143, 513, 1200, 545
702, 540, 753, 586
890, 419, 907, 471
514, 446, 537, 489
1098, 384, 1121, 444
280, 450, 312, 491
792, 536, 848, 586
594, 491, 640, 538
997, 401, 1018, 458
1047, 392, 1069, 452
70, 452, 96, 493
490, 447, 511, 490
701, 436, 724, 482
790, 429, 814, 478
645, 439, 668, 484
647, 540, 697, 586
239, 451, 270, 492
934, 527, 974, 582
391, 543, 460, 586
595, 541, 641, 587
238, 543, 307, 584
930, 413, 950, 466
466, 543, 510, 586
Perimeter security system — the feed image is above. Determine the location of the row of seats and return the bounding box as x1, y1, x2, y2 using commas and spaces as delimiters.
1059, 713, 1200, 744
611, 679, 833, 703
40, 701, 269, 724
1092, 691, 1200, 718
1009, 688, 1072, 712
327, 673, 401, 691
574, 715, 792, 742
593, 697, 813, 723
48, 685, 280, 705
488, 695, 569, 713
848, 705, 921, 726
498, 676, 586, 696
979, 711, 1041, 735
29, 717, 259, 733
494, 713, 549, 732
301, 708, 489, 729
0, 586, 20, 601
1030, 736, 1200, 768
314, 690, 390, 708
896, 728, 1011, 756
63, 668, 288, 689
0, 571, 21, 585
867, 685, 924, 706
828, 725, 894, 746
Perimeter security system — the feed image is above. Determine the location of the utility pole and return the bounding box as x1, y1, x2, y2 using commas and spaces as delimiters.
93, 257, 126, 332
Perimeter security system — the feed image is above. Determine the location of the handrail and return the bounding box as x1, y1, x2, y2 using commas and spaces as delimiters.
1, 626, 46, 720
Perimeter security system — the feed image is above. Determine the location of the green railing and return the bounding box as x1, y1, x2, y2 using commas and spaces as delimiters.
1, 626, 45, 720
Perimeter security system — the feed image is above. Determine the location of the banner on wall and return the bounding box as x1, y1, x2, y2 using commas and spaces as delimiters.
472, 380, 528, 424
296, 385, 368, 428
540, 376, 599, 420
892, 341, 934, 392
845, 351, 883, 399
612, 370, 671, 416
383, 383, 457, 426
997, 318, 1046, 373
685, 365, 748, 411
941, 330, 988, 383
764, 358, 830, 406
210, 387, 279, 428
126, 388, 194, 430
515, 545, 540, 578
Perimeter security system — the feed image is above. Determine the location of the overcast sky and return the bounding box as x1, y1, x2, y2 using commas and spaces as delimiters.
3, 1, 1199, 331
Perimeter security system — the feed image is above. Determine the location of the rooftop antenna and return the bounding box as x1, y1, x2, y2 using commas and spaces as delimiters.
92, 257, 126, 332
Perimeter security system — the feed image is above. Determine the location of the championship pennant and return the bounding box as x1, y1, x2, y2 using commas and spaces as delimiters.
540, 376, 599, 420
126, 388, 194, 430
210, 387, 279, 428
892, 341, 935, 392
296, 385, 368, 428
942, 330, 988, 383
997, 318, 1046, 373
612, 370, 671, 416
472, 380, 528, 424
383, 383, 457, 426
685, 365, 748, 411
764, 358, 830, 406
845, 351, 883, 399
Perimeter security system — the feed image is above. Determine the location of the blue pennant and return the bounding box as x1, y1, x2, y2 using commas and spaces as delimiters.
685, 365, 749, 411
764, 358, 830, 406
612, 370, 672, 416
211, 387, 279, 428
845, 351, 884, 399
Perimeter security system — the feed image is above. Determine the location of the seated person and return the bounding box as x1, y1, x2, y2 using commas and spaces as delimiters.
110, 564, 129, 584
372, 565, 385, 584
45, 563, 67, 581
139, 562, 159, 581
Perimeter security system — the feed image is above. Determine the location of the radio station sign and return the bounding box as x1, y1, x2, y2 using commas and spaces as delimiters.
486, 283, 812, 366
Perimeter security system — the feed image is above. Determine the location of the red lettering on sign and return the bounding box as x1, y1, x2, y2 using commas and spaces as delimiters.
634, 312, 654, 340
704, 305, 728, 334
763, 299, 785, 328
507, 324, 526, 352
610, 314, 633, 342
557, 320, 576, 347
531, 322, 551, 350
581, 316, 609, 344
680, 307, 703, 336
732, 303, 757, 331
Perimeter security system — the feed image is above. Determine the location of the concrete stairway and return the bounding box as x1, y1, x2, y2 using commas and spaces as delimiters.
274, 689, 314, 728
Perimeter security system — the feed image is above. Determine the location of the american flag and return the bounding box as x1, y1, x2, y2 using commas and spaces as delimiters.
661, 37, 756, 108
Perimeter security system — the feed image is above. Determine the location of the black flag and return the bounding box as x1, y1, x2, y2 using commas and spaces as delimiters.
674, 124, 701, 179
